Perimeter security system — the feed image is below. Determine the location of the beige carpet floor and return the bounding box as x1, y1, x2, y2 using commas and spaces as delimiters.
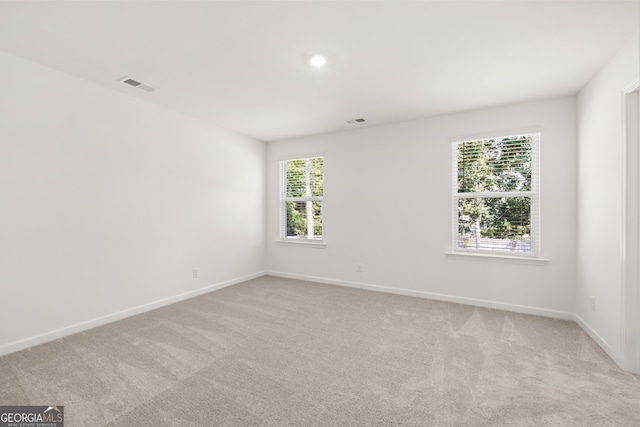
1, 275, 639, 426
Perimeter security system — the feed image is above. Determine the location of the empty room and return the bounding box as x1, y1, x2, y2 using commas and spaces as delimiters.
1, 1, 640, 425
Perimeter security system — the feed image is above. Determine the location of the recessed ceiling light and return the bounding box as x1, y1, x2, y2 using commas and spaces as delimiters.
309, 54, 328, 68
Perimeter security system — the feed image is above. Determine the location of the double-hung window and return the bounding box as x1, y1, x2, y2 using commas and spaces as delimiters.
453, 133, 540, 256
279, 155, 324, 241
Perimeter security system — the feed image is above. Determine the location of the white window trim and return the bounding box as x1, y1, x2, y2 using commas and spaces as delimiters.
279, 153, 325, 246
451, 132, 542, 259
445, 251, 548, 265
276, 240, 327, 248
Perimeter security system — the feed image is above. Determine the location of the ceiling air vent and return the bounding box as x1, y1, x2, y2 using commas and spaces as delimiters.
123, 78, 141, 87
347, 118, 366, 124
119, 76, 156, 92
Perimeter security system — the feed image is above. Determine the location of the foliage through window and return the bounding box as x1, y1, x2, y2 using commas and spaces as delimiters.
453, 133, 539, 255
280, 156, 324, 241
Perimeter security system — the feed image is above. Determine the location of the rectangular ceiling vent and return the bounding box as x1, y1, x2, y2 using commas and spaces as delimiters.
119, 76, 156, 92
347, 118, 366, 124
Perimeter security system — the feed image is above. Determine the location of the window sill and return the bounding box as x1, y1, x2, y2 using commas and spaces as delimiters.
446, 251, 549, 265
276, 240, 327, 249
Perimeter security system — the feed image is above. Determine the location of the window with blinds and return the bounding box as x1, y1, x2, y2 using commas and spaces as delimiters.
280, 156, 324, 241
453, 133, 540, 256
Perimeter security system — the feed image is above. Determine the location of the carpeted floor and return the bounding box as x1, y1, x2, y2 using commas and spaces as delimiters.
1, 275, 639, 426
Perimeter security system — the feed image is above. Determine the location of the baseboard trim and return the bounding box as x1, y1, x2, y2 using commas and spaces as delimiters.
0, 271, 267, 357
573, 313, 621, 366
266, 271, 575, 320
4, 270, 623, 371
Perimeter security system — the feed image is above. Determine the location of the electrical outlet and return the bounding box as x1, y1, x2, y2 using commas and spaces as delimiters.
356, 263, 363, 273
590, 297, 596, 312
193, 269, 199, 279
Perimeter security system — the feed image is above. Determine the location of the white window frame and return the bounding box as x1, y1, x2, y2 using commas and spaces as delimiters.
451, 132, 541, 258
279, 153, 325, 247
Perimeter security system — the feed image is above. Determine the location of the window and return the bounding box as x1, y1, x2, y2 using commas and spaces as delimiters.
453, 133, 539, 256
280, 155, 324, 241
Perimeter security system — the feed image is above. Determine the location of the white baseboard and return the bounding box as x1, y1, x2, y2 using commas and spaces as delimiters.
0, 271, 267, 357
4, 270, 625, 373
266, 271, 575, 320
573, 313, 621, 367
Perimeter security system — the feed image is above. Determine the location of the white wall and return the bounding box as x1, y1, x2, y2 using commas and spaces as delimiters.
0, 51, 266, 355
576, 34, 639, 366
267, 97, 577, 318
